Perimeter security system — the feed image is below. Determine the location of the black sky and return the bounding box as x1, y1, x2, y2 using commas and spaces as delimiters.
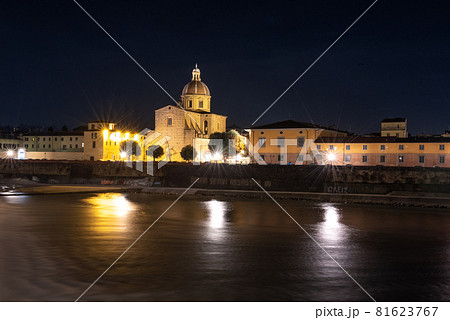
1, 0, 449, 135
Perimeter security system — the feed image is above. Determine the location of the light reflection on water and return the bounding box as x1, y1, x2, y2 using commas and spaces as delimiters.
203, 199, 232, 241
318, 204, 347, 246
0, 193, 449, 301
82, 193, 137, 233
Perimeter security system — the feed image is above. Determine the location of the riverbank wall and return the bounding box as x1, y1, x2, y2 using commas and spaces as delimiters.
1, 160, 449, 195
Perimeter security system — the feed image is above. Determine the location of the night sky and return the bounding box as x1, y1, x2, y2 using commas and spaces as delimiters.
1, 0, 449, 135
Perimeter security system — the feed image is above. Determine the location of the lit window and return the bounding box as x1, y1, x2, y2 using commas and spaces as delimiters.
398, 155, 404, 163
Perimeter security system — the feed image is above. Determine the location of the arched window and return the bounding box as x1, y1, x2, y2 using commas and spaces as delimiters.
199, 100, 203, 108
204, 120, 208, 135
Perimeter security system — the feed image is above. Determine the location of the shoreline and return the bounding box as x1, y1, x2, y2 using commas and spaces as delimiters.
1, 181, 449, 208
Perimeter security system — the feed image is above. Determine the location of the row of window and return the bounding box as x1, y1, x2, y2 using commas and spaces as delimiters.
258, 138, 446, 151
260, 154, 446, 164
258, 137, 305, 148
332, 144, 444, 151
23, 144, 80, 150
187, 100, 205, 108
349, 155, 446, 164
24, 137, 79, 142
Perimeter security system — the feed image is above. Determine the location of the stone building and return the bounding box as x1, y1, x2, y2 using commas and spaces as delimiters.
155, 65, 227, 161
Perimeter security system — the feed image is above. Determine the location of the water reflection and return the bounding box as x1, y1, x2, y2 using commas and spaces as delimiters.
203, 200, 232, 240
83, 193, 137, 233
206, 200, 227, 229
318, 204, 346, 246
84, 193, 136, 217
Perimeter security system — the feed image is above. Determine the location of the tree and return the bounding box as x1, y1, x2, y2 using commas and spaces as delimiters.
147, 145, 164, 160
61, 125, 68, 132
47, 126, 54, 132
208, 130, 241, 158
180, 145, 195, 162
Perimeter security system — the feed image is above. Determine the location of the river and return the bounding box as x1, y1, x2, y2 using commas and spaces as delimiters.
0, 192, 449, 301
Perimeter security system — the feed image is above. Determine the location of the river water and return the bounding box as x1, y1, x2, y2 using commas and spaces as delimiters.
0, 192, 449, 301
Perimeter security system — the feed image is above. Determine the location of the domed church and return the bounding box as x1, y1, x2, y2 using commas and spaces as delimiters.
154, 65, 227, 161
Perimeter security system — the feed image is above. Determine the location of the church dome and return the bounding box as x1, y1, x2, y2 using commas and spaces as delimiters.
181, 65, 210, 96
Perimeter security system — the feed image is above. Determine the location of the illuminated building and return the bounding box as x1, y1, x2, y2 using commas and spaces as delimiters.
381, 118, 407, 138
22, 131, 84, 160
247, 119, 449, 168
155, 65, 227, 161
315, 135, 449, 167
247, 120, 348, 164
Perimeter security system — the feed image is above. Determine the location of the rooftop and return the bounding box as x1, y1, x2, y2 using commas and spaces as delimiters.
315, 135, 450, 143
249, 120, 347, 133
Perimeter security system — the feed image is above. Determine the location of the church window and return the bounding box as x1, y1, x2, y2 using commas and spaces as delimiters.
188, 100, 192, 108
167, 117, 173, 126
204, 120, 208, 135
199, 100, 203, 108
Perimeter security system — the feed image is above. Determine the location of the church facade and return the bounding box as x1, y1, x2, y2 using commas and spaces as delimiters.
155, 65, 227, 161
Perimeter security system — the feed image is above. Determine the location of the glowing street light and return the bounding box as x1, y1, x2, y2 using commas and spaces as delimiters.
120, 151, 127, 159
6, 150, 14, 157
326, 153, 336, 162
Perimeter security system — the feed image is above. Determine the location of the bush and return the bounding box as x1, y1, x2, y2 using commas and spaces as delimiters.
180, 145, 195, 162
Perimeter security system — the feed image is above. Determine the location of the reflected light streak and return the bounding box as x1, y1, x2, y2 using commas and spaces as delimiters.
205, 199, 226, 229
85, 193, 136, 217
319, 204, 344, 244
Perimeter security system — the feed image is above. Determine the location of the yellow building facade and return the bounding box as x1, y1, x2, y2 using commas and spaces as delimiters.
248, 120, 348, 164
315, 136, 449, 167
